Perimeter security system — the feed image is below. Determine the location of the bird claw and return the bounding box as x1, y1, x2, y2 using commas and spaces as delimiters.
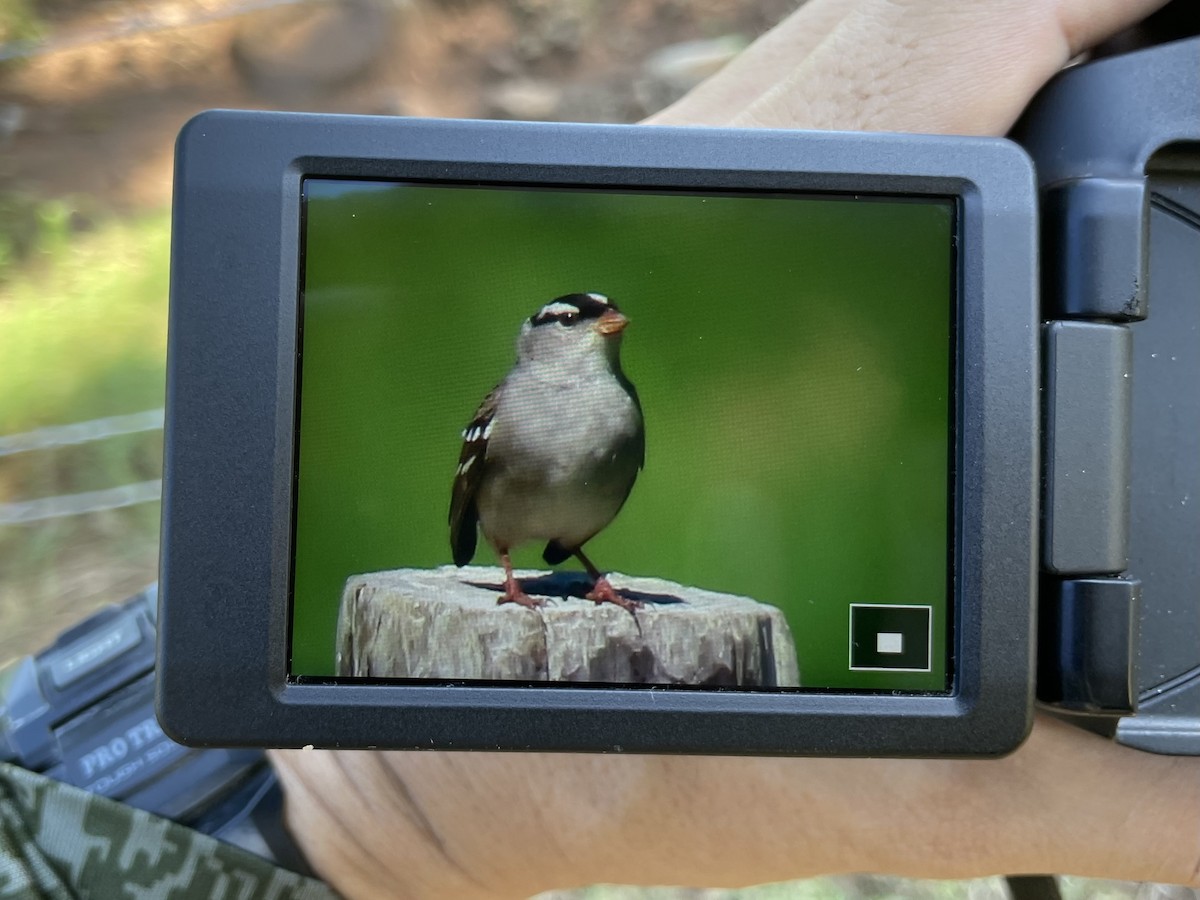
586, 576, 642, 613
498, 589, 545, 609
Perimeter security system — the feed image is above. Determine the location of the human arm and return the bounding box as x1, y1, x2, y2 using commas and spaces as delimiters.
271, 2, 1198, 897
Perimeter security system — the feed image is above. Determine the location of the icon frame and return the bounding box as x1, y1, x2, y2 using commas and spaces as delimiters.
848, 603, 935, 673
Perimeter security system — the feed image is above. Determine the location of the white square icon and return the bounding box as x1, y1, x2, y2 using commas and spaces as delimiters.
876, 632, 904, 654
849, 604, 934, 672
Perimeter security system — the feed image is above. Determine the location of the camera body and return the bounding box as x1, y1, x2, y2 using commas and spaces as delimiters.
0, 587, 307, 870
1017, 35, 1200, 754
149, 37, 1199, 758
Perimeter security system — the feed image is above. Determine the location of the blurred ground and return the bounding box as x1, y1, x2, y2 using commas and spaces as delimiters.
1, 0, 793, 209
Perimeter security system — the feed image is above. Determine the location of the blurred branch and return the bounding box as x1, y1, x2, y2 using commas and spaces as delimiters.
0, 0, 312, 63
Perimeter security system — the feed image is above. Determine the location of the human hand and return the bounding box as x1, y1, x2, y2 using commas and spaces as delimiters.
647, 0, 1168, 134
271, 2, 1198, 898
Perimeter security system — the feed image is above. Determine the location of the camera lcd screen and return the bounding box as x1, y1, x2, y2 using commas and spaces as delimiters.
291, 178, 955, 694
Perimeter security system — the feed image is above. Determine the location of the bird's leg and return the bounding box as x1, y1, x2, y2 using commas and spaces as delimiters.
574, 548, 642, 613
497, 551, 543, 608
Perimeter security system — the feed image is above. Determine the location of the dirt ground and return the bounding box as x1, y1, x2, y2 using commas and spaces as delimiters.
1, 0, 798, 211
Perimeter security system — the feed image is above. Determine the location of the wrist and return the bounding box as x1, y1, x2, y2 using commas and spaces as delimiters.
271, 718, 1200, 898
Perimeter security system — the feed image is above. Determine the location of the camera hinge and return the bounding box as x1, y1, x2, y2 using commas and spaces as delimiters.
1038, 177, 1147, 717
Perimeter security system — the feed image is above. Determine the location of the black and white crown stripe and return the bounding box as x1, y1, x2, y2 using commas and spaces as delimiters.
530, 292, 617, 327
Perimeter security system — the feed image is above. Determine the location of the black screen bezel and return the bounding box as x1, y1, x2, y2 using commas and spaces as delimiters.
158, 111, 1037, 756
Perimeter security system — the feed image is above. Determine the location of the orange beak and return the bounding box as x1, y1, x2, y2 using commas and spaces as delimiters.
596, 308, 629, 335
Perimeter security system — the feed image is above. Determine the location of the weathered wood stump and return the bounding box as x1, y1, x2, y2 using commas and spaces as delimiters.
336, 566, 801, 687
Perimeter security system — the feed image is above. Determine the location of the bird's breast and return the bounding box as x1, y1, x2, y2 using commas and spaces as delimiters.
475, 373, 643, 550
489, 376, 641, 483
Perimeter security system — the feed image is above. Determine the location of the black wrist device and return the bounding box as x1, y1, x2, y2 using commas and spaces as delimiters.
0, 586, 313, 877
153, 35, 1199, 758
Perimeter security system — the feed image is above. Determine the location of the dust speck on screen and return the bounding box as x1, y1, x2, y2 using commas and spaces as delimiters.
290, 179, 956, 694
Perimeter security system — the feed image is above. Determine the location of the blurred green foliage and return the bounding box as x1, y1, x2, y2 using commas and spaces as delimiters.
0, 199, 167, 656
0, 0, 43, 47
295, 182, 953, 689
0, 201, 169, 434
0, 193, 74, 288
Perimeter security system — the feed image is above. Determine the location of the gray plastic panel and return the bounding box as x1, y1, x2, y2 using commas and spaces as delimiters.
1117, 667, 1200, 754
1018, 38, 1200, 186
1042, 178, 1148, 320
1127, 172, 1200, 692
1039, 578, 1138, 712
1042, 322, 1131, 575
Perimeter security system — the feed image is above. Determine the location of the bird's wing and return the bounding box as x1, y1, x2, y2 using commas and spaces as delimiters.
448, 383, 502, 566
617, 371, 646, 471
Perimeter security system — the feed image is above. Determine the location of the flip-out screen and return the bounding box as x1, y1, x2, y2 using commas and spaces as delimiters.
291, 179, 955, 694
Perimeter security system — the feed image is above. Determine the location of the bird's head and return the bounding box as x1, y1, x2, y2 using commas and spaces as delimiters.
516, 292, 629, 373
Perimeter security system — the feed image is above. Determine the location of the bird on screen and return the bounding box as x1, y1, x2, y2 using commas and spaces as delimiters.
449, 292, 644, 612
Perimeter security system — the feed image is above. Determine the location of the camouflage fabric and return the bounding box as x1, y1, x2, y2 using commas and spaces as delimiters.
0, 762, 339, 900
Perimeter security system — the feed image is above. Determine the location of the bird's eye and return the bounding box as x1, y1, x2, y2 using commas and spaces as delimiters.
560, 312, 578, 325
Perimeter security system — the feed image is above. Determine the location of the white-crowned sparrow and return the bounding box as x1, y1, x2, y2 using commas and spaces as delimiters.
449, 292, 645, 611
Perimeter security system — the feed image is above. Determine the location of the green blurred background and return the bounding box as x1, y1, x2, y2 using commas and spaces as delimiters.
294, 180, 954, 690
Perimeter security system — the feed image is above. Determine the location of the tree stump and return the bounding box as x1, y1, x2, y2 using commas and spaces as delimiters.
336, 566, 800, 687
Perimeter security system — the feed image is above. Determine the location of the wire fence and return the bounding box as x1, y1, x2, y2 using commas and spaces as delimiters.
0, 409, 164, 525
0, 409, 164, 458
0, 479, 162, 526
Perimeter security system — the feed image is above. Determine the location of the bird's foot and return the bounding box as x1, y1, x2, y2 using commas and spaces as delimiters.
497, 586, 544, 608
586, 576, 642, 613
